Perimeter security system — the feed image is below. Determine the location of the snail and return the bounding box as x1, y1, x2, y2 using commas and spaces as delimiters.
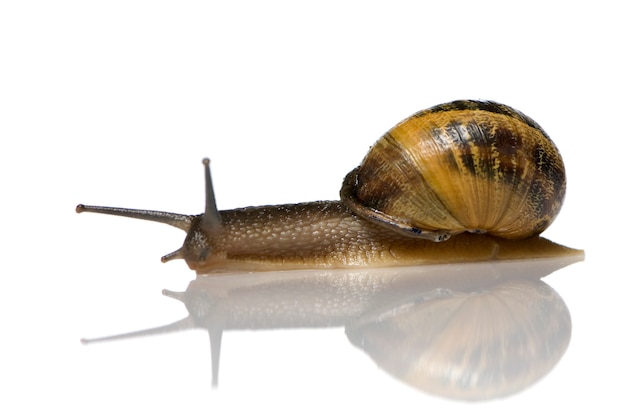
76, 100, 567, 273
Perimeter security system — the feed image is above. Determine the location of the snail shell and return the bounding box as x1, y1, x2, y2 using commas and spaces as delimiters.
341, 100, 566, 242
76, 100, 570, 272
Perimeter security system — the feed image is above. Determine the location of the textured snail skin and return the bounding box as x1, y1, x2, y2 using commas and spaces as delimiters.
76, 100, 571, 273
180, 202, 578, 272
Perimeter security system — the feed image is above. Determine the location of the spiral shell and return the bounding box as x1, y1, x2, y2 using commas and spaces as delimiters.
341, 100, 566, 241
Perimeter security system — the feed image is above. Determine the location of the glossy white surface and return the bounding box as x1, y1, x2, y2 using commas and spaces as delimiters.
1, 1, 622, 414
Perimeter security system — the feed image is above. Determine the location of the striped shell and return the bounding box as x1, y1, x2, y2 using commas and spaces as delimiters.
341, 100, 566, 242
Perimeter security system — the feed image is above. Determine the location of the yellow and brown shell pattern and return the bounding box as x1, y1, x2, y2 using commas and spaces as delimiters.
341, 100, 566, 241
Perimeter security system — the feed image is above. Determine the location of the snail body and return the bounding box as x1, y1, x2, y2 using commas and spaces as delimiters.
77, 100, 567, 273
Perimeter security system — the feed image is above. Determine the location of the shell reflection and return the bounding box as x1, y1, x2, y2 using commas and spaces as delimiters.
346, 278, 571, 401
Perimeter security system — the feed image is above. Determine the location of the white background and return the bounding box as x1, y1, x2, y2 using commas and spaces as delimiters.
1, 1, 622, 414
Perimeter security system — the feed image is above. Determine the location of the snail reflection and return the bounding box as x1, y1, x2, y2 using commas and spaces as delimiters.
82, 238, 583, 400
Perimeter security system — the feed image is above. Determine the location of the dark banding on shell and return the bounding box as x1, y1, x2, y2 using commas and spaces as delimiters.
426, 100, 550, 137
340, 100, 566, 241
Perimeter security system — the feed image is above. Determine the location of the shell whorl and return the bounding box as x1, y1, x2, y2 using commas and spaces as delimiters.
341, 100, 566, 240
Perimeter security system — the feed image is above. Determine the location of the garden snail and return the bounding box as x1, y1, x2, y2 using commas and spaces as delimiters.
76, 100, 567, 273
